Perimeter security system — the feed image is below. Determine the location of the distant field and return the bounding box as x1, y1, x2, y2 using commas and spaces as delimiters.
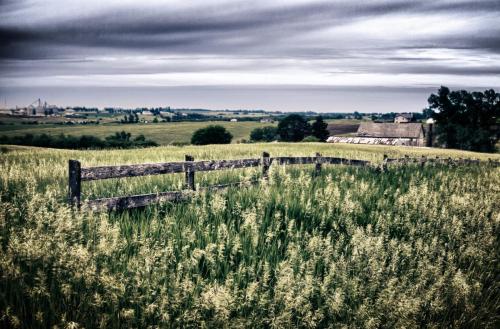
0, 121, 276, 145
0, 118, 365, 145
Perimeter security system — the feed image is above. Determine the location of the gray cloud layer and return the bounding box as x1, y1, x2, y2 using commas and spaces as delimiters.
2, 1, 500, 57
0, 0, 499, 110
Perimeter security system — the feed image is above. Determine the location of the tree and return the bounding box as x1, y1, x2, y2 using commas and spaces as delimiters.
277, 114, 311, 142
311, 116, 329, 141
250, 126, 278, 142
426, 86, 499, 152
191, 125, 233, 145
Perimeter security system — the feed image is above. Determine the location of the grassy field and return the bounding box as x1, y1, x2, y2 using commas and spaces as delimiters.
0, 143, 499, 328
0, 121, 275, 145
0, 117, 367, 146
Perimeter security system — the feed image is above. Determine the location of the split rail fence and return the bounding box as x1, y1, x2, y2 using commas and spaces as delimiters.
69, 152, 499, 211
68, 152, 370, 211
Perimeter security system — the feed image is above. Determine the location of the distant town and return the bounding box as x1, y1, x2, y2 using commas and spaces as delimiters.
0, 98, 426, 124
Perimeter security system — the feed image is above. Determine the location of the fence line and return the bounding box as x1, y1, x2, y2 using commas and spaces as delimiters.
69, 152, 373, 211
69, 152, 499, 211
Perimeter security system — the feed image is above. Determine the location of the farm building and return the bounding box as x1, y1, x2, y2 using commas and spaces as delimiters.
394, 113, 413, 123
327, 122, 427, 146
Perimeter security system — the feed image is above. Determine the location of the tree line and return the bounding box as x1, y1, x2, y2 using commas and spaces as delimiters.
425, 86, 499, 152
0, 131, 158, 149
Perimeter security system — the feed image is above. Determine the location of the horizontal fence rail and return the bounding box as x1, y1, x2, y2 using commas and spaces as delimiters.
384, 155, 500, 167
80, 158, 263, 181
69, 152, 499, 211
86, 180, 260, 211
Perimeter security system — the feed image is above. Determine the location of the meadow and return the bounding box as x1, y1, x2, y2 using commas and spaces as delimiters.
0, 121, 273, 145
0, 143, 499, 328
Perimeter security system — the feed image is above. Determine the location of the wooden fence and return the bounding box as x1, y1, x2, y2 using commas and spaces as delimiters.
68, 152, 371, 211
69, 153, 499, 211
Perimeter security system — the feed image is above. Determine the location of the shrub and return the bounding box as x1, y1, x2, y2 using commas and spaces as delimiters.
0, 131, 157, 149
191, 125, 233, 145
250, 126, 278, 142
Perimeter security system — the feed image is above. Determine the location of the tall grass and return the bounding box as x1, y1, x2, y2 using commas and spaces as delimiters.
0, 143, 499, 328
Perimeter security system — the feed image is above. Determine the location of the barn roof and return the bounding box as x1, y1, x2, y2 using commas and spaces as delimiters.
357, 122, 423, 138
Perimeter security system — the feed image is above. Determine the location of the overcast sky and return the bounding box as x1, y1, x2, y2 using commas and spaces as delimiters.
1, 0, 499, 112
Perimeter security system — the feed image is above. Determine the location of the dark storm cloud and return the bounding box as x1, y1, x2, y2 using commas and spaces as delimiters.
1, 0, 499, 60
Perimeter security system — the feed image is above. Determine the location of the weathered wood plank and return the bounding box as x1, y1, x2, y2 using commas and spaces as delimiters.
385, 157, 496, 166
269, 156, 371, 166
85, 190, 191, 211
85, 179, 261, 211
81, 158, 262, 181
193, 158, 261, 172
81, 162, 186, 180
270, 156, 315, 165
322, 157, 371, 166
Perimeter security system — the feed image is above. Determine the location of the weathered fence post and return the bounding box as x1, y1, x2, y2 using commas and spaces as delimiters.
262, 152, 270, 180
68, 160, 81, 208
314, 152, 322, 177
185, 155, 195, 190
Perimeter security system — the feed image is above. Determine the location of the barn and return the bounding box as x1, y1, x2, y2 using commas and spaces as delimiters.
327, 122, 426, 146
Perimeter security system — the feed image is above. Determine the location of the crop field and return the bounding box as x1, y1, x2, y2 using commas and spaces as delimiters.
0, 143, 499, 328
